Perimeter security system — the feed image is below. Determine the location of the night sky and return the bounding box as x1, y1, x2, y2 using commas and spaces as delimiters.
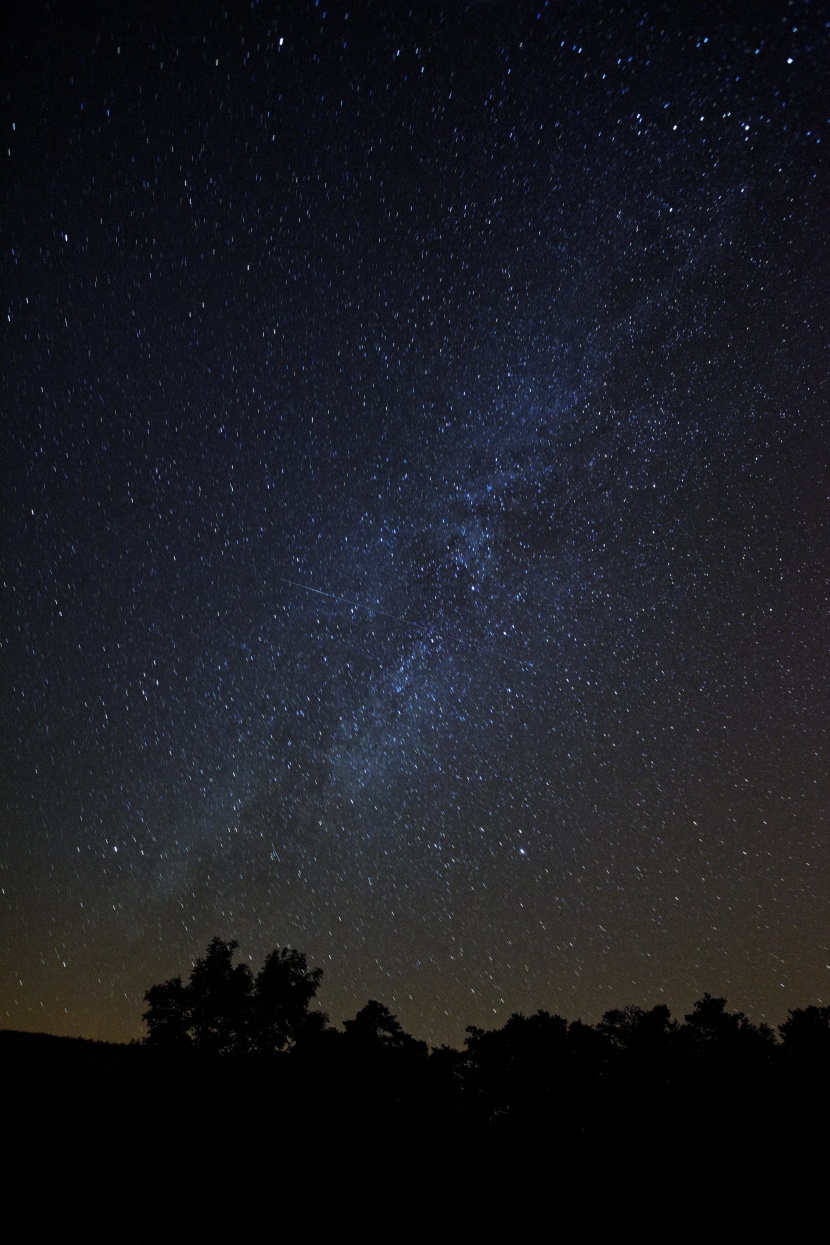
2, 0, 828, 1048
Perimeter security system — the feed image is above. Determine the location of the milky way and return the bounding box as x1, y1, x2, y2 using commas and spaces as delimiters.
2, 1, 828, 1044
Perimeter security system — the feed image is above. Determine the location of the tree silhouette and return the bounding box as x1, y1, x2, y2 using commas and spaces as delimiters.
248, 947, 326, 1053
463, 1010, 582, 1127
142, 937, 325, 1055
188, 937, 253, 1054
141, 975, 191, 1050
597, 1003, 677, 1051
343, 999, 426, 1056
682, 993, 775, 1052
779, 1005, 830, 1057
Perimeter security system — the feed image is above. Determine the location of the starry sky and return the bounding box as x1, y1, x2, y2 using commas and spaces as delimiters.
2, 0, 828, 1047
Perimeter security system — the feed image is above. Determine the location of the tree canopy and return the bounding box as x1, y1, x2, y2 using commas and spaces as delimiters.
142, 937, 326, 1054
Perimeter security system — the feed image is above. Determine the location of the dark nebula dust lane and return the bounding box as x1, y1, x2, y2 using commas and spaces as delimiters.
2, 1, 828, 1045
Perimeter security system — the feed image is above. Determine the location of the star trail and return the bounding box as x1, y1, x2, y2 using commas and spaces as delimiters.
2, 0, 828, 1046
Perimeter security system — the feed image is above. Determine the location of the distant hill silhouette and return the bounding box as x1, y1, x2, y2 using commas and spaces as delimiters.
0, 1028, 133, 1057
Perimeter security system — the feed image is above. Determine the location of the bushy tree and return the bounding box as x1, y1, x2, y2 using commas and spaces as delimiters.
463, 1010, 583, 1125
141, 975, 191, 1050
343, 1000, 427, 1057
188, 937, 253, 1055
682, 994, 775, 1051
779, 1005, 830, 1057
142, 937, 325, 1055
597, 1003, 677, 1051
249, 947, 327, 1053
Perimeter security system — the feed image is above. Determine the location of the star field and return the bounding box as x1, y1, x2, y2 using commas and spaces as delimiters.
2, 1, 828, 1046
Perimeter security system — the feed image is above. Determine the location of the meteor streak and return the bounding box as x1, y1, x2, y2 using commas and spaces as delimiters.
275, 576, 532, 669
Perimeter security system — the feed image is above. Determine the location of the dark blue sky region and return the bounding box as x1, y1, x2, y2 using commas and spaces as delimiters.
2, 0, 828, 1045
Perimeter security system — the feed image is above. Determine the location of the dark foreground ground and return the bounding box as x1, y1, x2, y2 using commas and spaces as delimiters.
3, 1028, 827, 1240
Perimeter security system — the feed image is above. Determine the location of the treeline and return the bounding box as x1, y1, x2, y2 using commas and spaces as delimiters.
138, 937, 830, 1173
142, 936, 830, 1074
5, 938, 828, 1237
